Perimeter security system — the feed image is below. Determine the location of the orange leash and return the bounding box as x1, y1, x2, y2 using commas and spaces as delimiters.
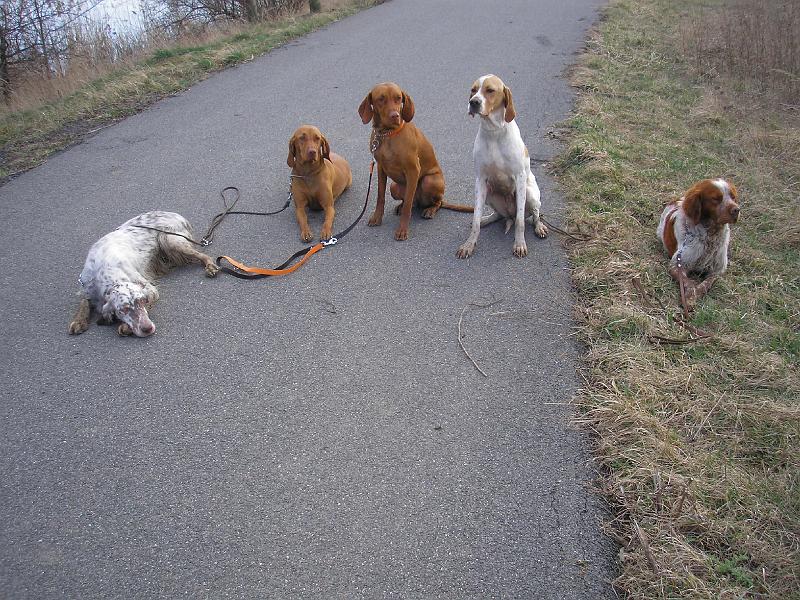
216, 161, 375, 280
217, 242, 325, 277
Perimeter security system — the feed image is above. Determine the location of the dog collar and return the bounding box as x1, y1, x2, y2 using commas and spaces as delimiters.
370, 121, 405, 153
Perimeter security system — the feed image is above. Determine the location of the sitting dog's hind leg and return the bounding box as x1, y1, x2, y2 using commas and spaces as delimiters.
68, 296, 92, 335
480, 211, 502, 228
525, 173, 548, 239
419, 174, 445, 220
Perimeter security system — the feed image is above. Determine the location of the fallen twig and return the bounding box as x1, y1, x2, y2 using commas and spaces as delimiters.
540, 215, 593, 242
458, 299, 503, 377
671, 479, 691, 520
648, 334, 709, 345
633, 519, 660, 574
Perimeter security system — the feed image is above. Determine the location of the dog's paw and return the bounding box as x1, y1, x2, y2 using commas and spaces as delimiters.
117, 323, 132, 336
512, 241, 528, 258
394, 227, 409, 241
456, 242, 475, 259
68, 320, 89, 335
421, 206, 438, 219
320, 227, 332, 241
205, 262, 219, 278
368, 212, 383, 227
534, 221, 549, 238
300, 229, 314, 242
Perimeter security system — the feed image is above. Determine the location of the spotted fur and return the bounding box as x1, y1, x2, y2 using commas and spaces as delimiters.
657, 178, 740, 309
68, 211, 218, 337
657, 179, 740, 276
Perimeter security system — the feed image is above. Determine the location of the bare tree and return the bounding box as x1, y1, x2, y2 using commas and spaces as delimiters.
0, 0, 105, 102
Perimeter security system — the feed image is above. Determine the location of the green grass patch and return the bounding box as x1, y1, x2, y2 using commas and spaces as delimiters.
557, 0, 800, 597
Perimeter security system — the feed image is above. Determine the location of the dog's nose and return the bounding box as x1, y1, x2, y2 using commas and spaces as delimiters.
140, 323, 155, 336
389, 110, 401, 120
730, 206, 740, 221
307, 149, 317, 159
469, 98, 481, 109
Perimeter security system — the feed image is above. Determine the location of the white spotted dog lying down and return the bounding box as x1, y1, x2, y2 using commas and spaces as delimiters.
68, 211, 219, 337
657, 178, 740, 308
457, 74, 548, 259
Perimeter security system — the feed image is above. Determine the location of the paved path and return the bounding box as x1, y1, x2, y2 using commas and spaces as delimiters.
0, 1, 612, 597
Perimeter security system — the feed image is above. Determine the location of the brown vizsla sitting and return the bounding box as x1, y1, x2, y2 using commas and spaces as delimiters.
287, 125, 352, 242
358, 82, 471, 241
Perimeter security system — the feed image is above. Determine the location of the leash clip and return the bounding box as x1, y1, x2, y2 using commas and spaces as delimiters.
200, 238, 211, 247
322, 237, 338, 247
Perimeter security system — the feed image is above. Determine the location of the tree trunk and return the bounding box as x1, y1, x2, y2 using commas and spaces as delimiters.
0, 26, 9, 101
244, 0, 258, 22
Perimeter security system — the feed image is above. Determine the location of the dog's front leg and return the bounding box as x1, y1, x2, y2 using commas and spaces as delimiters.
294, 195, 313, 243
512, 173, 528, 257
319, 192, 336, 241
690, 274, 718, 303
395, 165, 420, 241
456, 177, 488, 258
668, 260, 697, 314
369, 166, 388, 227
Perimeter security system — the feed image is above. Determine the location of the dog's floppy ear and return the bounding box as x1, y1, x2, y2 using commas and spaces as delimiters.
358, 93, 374, 124
320, 134, 330, 161
287, 134, 297, 168
503, 84, 516, 123
401, 91, 415, 122
682, 186, 703, 224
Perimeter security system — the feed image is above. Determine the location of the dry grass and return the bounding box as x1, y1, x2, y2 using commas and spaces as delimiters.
555, 0, 800, 597
2, 19, 243, 113
0, 0, 382, 182
682, 0, 800, 106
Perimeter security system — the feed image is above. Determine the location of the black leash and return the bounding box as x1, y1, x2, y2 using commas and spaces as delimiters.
130, 185, 290, 246
215, 161, 375, 280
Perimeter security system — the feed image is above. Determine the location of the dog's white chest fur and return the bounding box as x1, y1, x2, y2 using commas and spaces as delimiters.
474, 121, 527, 189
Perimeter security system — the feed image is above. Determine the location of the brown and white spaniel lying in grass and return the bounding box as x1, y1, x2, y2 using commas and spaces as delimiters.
657, 178, 740, 310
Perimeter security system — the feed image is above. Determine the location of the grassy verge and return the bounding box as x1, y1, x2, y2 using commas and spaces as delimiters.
0, 0, 381, 183
554, 0, 799, 597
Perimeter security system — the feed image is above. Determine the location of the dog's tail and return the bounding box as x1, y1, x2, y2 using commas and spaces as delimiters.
440, 201, 474, 213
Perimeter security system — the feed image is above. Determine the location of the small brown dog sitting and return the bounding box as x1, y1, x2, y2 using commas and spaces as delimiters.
287, 125, 352, 242
358, 82, 471, 240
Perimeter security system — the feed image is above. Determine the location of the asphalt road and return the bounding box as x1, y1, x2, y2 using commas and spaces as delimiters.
0, 1, 613, 597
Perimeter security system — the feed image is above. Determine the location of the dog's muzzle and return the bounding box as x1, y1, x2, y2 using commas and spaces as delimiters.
468, 97, 482, 116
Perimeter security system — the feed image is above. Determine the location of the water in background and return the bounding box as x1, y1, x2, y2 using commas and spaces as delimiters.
86, 0, 146, 36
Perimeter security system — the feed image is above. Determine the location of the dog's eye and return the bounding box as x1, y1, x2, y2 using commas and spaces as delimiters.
486, 89, 495, 94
